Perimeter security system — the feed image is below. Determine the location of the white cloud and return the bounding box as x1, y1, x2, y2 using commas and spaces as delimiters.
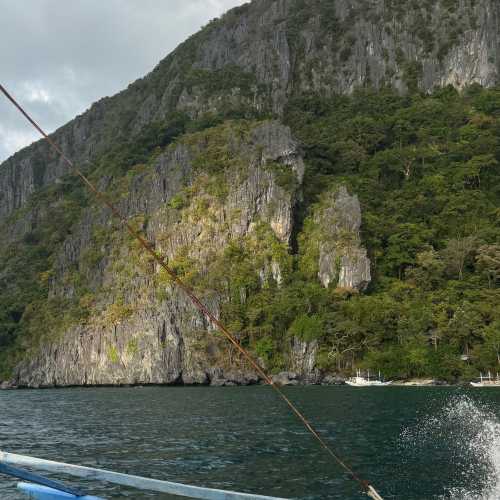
22, 82, 52, 104
0, 124, 39, 159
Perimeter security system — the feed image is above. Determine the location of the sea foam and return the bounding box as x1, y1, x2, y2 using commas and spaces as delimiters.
401, 394, 500, 500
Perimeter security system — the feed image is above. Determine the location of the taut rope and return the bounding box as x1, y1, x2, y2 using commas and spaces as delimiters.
0, 83, 384, 499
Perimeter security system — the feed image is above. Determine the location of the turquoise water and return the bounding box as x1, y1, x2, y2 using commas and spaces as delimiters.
1, 386, 500, 499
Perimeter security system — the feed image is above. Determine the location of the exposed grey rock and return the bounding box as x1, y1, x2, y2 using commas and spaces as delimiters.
316, 186, 371, 291
433, 379, 451, 386
271, 372, 299, 386
322, 375, 346, 386
0, 380, 16, 390
290, 338, 319, 378
12, 121, 309, 388
3, 0, 499, 388
210, 370, 260, 386
0, 0, 498, 222
181, 371, 210, 386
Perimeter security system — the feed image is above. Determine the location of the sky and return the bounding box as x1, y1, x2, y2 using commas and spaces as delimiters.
0, 0, 248, 163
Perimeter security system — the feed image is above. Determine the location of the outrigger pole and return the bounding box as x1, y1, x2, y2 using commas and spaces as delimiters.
0, 83, 385, 500
0, 461, 86, 497
0, 451, 286, 500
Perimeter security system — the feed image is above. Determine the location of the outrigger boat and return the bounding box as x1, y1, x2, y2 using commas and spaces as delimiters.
346, 370, 392, 387
470, 372, 500, 387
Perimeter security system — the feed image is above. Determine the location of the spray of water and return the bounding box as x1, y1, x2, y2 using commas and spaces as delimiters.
401, 394, 500, 500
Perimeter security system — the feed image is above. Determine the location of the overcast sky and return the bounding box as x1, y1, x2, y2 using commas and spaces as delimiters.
0, 0, 248, 163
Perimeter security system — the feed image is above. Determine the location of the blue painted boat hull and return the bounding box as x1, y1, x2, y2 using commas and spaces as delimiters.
17, 482, 104, 499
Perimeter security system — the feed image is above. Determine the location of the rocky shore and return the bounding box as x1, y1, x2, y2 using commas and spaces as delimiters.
0, 371, 319, 389
1, 373, 456, 390
391, 379, 451, 386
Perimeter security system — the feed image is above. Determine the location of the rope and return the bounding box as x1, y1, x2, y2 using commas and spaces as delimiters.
0, 83, 384, 499
367, 486, 385, 500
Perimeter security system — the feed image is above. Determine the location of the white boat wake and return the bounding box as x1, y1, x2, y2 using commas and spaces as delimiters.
401, 395, 500, 500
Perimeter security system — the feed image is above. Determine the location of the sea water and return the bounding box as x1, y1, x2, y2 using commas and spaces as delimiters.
1, 386, 500, 499
401, 394, 500, 499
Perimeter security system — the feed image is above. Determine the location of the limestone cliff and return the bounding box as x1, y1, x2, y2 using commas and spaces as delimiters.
315, 187, 371, 291
13, 121, 306, 387
1, 0, 499, 386
1, 0, 498, 222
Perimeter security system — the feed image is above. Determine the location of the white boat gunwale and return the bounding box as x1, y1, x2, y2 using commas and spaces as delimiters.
1, 451, 288, 500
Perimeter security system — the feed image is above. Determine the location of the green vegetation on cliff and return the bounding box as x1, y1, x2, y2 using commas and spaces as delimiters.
285, 85, 500, 379
1, 83, 499, 382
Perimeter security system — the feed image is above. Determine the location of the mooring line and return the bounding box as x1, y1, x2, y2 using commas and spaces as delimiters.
0, 83, 384, 500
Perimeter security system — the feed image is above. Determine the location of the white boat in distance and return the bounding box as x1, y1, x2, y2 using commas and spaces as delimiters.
346, 370, 392, 387
470, 372, 500, 387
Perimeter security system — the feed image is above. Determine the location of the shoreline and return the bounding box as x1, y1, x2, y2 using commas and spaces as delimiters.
0, 376, 462, 391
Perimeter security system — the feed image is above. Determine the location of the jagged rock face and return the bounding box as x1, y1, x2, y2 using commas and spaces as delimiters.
16, 288, 246, 388
0, 0, 498, 222
431, 2, 499, 89
322, 0, 500, 94
13, 121, 305, 387
314, 186, 371, 291
290, 338, 320, 383
2, 0, 499, 387
336, 248, 371, 290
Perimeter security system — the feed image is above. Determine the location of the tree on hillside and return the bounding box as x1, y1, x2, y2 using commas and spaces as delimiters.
476, 245, 500, 288
447, 302, 483, 357
441, 236, 477, 280
406, 248, 445, 290
454, 154, 498, 189
483, 321, 500, 366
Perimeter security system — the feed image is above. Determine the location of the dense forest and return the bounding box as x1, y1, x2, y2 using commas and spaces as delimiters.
188, 84, 500, 381
189, 84, 500, 381
284, 85, 500, 379
1, 84, 499, 382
